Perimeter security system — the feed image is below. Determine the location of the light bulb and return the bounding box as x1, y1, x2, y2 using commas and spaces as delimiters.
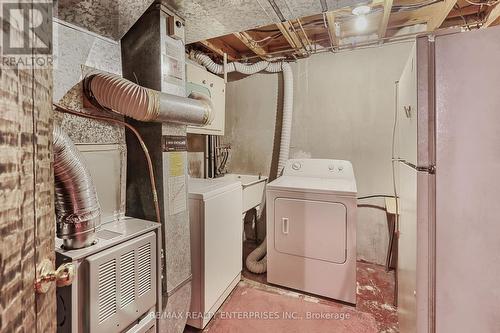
352, 5, 371, 16
355, 15, 368, 31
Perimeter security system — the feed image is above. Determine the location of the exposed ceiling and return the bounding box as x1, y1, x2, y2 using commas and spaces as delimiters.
56, 0, 500, 59
164, 0, 371, 43
186, 0, 500, 61
57, 0, 371, 42
57, 0, 154, 40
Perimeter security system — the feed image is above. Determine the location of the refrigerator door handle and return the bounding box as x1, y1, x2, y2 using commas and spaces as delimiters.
394, 159, 436, 174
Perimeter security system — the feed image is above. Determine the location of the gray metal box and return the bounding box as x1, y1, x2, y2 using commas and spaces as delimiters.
56, 218, 161, 333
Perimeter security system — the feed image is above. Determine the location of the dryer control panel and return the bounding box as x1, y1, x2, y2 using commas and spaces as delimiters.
283, 159, 355, 180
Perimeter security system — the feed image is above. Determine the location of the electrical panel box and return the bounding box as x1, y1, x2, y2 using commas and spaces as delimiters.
186, 62, 226, 136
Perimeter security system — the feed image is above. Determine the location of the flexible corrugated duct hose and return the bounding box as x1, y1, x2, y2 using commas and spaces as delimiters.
193, 51, 294, 274
84, 71, 214, 126
54, 124, 101, 249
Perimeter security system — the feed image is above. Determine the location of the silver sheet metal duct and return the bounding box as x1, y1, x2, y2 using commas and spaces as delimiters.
83, 71, 213, 126
54, 124, 101, 249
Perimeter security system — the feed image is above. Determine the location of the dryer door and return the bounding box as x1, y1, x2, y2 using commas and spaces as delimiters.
274, 198, 347, 264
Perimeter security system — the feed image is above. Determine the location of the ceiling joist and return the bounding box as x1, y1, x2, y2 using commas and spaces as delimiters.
379, 0, 394, 38
199, 39, 239, 61
427, 0, 458, 31
277, 22, 308, 56
277, 22, 299, 49
325, 11, 339, 49
482, 3, 500, 28
232, 32, 268, 58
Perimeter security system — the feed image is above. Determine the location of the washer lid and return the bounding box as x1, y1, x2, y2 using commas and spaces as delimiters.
188, 177, 241, 200
267, 175, 357, 196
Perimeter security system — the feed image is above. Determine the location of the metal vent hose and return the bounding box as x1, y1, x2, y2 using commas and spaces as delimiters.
84, 72, 213, 126
54, 124, 101, 249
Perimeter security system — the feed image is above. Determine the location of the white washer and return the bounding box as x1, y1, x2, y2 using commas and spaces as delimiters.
187, 178, 242, 329
266, 159, 357, 304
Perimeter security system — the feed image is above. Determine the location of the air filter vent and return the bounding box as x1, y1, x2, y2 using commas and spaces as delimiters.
137, 243, 152, 297
88, 232, 157, 333
120, 250, 135, 308
98, 259, 117, 323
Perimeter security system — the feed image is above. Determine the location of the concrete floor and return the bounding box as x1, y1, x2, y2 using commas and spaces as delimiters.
184, 241, 398, 333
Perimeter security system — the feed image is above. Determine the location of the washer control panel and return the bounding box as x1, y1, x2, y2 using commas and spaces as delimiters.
283, 159, 354, 180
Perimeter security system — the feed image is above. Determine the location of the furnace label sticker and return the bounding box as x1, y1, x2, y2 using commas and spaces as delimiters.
167, 152, 186, 215
161, 35, 185, 96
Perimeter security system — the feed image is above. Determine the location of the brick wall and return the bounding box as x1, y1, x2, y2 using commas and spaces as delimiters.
0, 5, 55, 333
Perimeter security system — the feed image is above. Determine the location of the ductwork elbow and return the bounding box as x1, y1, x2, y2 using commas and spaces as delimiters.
83, 72, 213, 126
54, 124, 101, 249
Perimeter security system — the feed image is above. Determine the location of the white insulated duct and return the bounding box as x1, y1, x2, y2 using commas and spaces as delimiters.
84, 72, 214, 126
193, 51, 294, 274
54, 124, 101, 249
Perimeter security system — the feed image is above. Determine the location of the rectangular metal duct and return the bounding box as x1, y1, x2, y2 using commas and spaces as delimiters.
121, 4, 193, 332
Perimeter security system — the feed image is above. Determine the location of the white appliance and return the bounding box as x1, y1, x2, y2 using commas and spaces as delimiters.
396, 27, 500, 333
266, 159, 357, 304
187, 178, 242, 329
186, 61, 226, 136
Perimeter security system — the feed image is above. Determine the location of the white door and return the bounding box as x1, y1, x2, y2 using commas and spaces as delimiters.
434, 27, 500, 333
397, 44, 418, 333
274, 198, 346, 264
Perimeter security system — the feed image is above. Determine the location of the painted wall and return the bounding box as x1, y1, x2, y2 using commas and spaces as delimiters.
224, 42, 413, 265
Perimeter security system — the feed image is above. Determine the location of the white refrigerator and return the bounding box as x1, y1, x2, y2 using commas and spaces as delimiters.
396, 26, 500, 333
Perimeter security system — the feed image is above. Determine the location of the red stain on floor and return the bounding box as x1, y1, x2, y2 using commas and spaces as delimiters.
204, 283, 378, 333
356, 261, 398, 332
184, 241, 399, 333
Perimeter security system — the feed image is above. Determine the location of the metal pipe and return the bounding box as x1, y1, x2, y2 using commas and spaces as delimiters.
53, 124, 101, 249
157, 91, 212, 125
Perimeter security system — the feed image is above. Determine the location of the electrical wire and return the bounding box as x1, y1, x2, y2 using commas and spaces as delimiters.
357, 194, 398, 200
390, 81, 400, 305
464, 0, 499, 6
392, 0, 442, 10
392, 81, 400, 227
454, 3, 470, 29
240, 30, 427, 61
253, 32, 281, 43
53, 103, 162, 226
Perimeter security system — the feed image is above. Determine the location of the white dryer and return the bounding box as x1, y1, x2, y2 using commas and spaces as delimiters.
266, 159, 357, 304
